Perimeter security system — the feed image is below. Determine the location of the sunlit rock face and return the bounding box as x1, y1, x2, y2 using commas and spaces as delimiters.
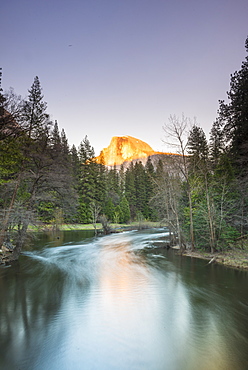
97, 136, 158, 166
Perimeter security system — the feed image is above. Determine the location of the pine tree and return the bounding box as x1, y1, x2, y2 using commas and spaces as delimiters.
218, 36, 248, 174
78, 135, 95, 162
134, 161, 147, 217
22, 76, 51, 139
213, 36, 248, 240
61, 128, 70, 156
119, 196, 131, 223
187, 125, 219, 252
78, 137, 95, 223
78, 136, 105, 223
125, 162, 136, 219
209, 120, 225, 168
70, 144, 80, 182
104, 199, 115, 221
46, 122, 77, 223
106, 165, 120, 204
0, 77, 54, 251
119, 164, 125, 195
145, 156, 156, 220
187, 125, 208, 173
95, 161, 107, 206
114, 205, 123, 224
51, 120, 61, 153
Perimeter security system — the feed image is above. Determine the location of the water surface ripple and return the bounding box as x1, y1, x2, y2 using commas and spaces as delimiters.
0, 229, 248, 370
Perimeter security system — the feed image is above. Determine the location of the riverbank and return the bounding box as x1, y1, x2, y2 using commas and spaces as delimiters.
0, 221, 163, 265
33, 221, 162, 232
2, 222, 248, 271
181, 247, 248, 271
61, 223, 248, 271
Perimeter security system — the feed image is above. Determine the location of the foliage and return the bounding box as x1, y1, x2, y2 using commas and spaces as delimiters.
1, 37, 248, 259
0, 77, 77, 252
218, 36, 248, 176
119, 196, 131, 223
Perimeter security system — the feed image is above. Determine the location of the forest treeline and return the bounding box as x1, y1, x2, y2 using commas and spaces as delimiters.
0, 37, 247, 256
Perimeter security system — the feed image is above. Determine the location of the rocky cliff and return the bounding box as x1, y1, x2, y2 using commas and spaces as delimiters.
96, 135, 169, 166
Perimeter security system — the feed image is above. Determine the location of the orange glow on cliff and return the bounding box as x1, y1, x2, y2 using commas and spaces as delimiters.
96, 135, 173, 166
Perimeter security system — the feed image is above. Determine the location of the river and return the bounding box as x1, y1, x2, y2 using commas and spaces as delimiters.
0, 228, 248, 370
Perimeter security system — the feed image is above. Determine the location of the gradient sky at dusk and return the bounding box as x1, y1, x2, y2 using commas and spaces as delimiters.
1, 0, 247, 155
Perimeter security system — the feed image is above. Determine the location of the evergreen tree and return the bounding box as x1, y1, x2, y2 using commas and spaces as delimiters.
187, 125, 217, 251
119, 196, 131, 223
60, 128, 70, 156
103, 198, 115, 221
125, 162, 136, 219
95, 160, 107, 207
78, 135, 95, 162
0, 77, 54, 249
187, 125, 209, 173
106, 165, 120, 205
218, 36, 248, 174
1, 78, 78, 251
145, 157, 156, 220
114, 204, 123, 224
51, 120, 61, 153
70, 144, 80, 182
47, 122, 77, 223
119, 164, 125, 195
78, 136, 105, 223
22, 76, 51, 139
78, 136, 95, 223
213, 36, 248, 240
209, 120, 225, 168
134, 161, 147, 217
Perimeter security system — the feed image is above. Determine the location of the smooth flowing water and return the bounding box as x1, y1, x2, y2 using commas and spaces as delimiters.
0, 228, 248, 370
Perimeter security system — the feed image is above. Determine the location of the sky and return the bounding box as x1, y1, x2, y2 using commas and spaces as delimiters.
1, 0, 248, 155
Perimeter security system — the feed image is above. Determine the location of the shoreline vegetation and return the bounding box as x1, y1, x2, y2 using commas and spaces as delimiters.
29, 222, 248, 271
1, 222, 247, 271
179, 248, 248, 271
50, 221, 248, 271
1, 39, 248, 274
37, 221, 160, 232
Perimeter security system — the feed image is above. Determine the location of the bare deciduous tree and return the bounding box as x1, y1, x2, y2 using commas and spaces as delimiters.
163, 114, 195, 250
89, 201, 101, 236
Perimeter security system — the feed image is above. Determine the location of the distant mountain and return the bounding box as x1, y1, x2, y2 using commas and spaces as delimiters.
96, 135, 177, 167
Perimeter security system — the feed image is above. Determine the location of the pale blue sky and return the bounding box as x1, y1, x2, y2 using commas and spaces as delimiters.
1, 0, 247, 154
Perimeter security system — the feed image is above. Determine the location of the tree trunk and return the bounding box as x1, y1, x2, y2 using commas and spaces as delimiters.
188, 189, 195, 250
0, 174, 21, 247
205, 174, 216, 254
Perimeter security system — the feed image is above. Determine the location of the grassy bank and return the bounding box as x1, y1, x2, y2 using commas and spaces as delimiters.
29, 221, 162, 232
182, 245, 248, 271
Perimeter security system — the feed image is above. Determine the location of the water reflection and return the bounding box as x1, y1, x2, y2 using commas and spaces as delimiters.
0, 229, 248, 369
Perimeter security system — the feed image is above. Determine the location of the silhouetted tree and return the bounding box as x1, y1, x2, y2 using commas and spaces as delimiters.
218, 36, 248, 176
